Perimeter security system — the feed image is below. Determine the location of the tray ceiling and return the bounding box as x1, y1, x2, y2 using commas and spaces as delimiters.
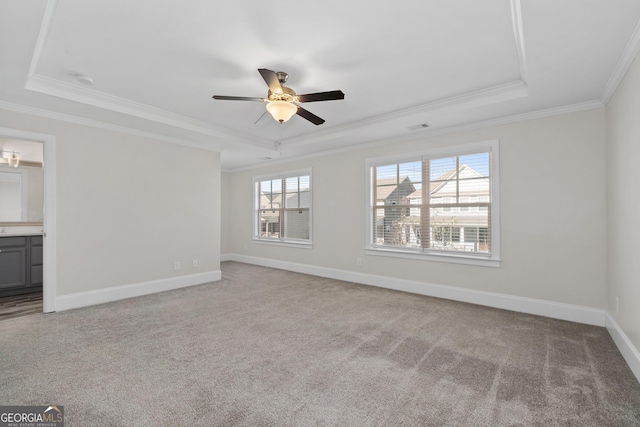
1, 0, 640, 169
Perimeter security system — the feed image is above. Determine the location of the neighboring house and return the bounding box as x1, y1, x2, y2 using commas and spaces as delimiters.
375, 165, 490, 252
259, 190, 310, 239
374, 176, 417, 244
259, 193, 282, 237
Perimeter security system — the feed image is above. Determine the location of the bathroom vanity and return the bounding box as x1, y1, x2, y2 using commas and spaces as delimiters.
0, 149, 45, 297
0, 232, 43, 297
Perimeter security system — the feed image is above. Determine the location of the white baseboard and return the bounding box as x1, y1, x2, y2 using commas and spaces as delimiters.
224, 254, 606, 327
606, 312, 640, 382
55, 270, 222, 312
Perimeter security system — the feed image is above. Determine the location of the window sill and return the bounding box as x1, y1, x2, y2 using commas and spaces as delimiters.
253, 239, 313, 249
365, 247, 501, 267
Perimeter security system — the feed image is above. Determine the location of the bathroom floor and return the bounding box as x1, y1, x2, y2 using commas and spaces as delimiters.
0, 292, 43, 321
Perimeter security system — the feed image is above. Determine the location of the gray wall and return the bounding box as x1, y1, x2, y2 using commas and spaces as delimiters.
223, 108, 607, 309
0, 108, 221, 296
606, 50, 640, 354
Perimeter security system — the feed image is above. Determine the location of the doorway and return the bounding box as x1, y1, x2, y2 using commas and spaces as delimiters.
0, 126, 56, 314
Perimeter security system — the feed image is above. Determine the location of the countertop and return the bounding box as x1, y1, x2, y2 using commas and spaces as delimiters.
0, 226, 44, 236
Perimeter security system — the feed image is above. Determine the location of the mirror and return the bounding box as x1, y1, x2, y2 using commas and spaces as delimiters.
0, 139, 43, 225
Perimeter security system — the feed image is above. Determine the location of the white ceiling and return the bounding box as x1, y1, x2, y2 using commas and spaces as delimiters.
2, 0, 640, 170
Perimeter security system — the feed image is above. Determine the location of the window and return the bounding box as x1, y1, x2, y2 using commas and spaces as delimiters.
367, 140, 500, 266
254, 170, 312, 245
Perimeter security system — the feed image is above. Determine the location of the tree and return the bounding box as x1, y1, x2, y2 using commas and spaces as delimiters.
431, 214, 457, 248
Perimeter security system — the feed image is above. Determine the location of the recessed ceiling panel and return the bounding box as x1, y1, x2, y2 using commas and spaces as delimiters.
2, 0, 640, 169
34, 0, 522, 136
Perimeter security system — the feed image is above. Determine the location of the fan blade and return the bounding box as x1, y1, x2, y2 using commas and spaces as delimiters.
296, 90, 345, 103
212, 95, 265, 102
258, 68, 283, 94
296, 107, 325, 125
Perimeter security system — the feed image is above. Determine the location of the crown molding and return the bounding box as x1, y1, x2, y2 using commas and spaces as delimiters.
281, 0, 529, 149
280, 80, 529, 148
224, 100, 603, 173
0, 100, 221, 152
415, 100, 605, 138
510, 0, 529, 84
25, 0, 531, 157
25, 2, 278, 150
365, 100, 604, 147
23, 74, 277, 150
601, 17, 640, 103
27, 0, 57, 78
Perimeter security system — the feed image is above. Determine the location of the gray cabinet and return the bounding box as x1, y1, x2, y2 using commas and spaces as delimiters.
0, 235, 43, 297
30, 235, 43, 287
0, 237, 26, 289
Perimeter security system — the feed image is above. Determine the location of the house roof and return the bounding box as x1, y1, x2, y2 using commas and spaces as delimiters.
375, 177, 416, 201
400, 164, 490, 200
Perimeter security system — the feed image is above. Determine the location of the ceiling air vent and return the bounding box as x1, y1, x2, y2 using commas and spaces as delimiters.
407, 123, 430, 131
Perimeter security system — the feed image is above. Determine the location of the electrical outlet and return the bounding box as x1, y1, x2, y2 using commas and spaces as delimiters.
192, 259, 198, 268
357, 257, 363, 267
173, 261, 181, 271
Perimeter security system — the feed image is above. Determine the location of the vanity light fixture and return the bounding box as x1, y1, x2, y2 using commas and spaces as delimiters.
2, 150, 20, 167
8, 152, 19, 168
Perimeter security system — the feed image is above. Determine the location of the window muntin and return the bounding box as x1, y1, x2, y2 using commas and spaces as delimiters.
367, 141, 499, 263
254, 170, 312, 244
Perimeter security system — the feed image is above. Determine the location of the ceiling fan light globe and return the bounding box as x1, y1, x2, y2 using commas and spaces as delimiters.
266, 101, 297, 123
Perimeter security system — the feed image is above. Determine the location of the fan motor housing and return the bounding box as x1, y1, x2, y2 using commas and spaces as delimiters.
275, 71, 289, 84
268, 87, 298, 102
212, 68, 343, 126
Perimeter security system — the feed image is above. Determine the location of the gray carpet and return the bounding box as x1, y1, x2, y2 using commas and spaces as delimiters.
1, 261, 639, 426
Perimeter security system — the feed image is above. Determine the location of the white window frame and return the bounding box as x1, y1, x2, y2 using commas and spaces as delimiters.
253, 168, 313, 248
365, 140, 500, 267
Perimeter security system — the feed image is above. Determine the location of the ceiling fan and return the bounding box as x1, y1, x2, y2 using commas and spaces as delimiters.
213, 68, 345, 125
